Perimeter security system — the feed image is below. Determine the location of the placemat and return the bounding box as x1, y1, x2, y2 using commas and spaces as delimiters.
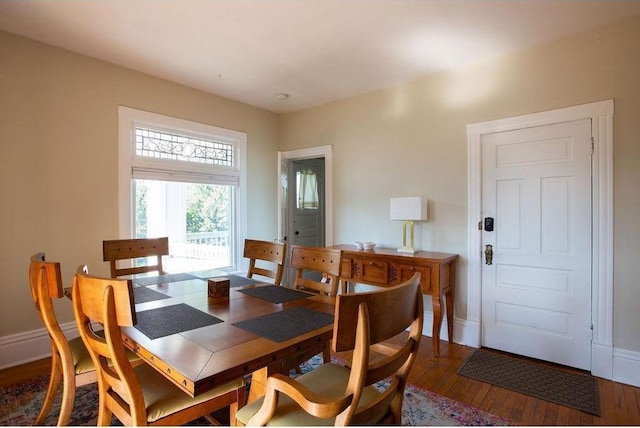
132, 273, 199, 286
232, 307, 334, 343
135, 303, 223, 339
238, 285, 314, 303
133, 286, 171, 304
458, 349, 601, 415
227, 275, 265, 287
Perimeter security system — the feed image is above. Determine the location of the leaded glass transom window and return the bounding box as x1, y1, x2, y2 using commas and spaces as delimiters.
135, 127, 233, 166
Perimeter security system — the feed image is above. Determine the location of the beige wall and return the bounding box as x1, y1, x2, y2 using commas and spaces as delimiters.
280, 14, 640, 352
0, 31, 280, 336
2, 12, 639, 355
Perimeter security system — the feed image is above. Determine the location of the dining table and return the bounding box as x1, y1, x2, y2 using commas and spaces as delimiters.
67, 269, 336, 403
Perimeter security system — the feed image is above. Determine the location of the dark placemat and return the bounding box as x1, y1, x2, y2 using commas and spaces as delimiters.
227, 275, 265, 287
133, 273, 199, 286
133, 286, 171, 304
232, 307, 334, 343
135, 303, 223, 340
238, 285, 314, 303
457, 349, 601, 415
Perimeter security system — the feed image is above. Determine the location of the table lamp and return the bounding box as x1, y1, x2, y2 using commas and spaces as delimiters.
390, 197, 427, 253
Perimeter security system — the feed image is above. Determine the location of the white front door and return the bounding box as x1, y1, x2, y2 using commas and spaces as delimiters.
481, 118, 593, 370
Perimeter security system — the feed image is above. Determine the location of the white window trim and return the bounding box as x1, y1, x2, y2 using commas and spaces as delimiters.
118, 106, 247, 272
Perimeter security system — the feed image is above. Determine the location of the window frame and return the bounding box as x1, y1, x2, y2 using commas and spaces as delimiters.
118, 106, 247, 273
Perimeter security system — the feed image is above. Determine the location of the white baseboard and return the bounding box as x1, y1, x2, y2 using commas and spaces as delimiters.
3, 315, 640, 388
0, 321, 79, 370
612, 348, 640, 388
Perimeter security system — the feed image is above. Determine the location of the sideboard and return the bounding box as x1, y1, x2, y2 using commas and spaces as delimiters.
331, 245, 458, 357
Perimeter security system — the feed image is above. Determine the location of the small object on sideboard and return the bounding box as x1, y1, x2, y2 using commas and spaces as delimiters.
208, 277, 230, 298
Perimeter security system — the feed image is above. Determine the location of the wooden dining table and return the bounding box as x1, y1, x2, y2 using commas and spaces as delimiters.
68, 269, 336, 403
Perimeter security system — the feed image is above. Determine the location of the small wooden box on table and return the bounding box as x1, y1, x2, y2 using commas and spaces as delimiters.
208, 277, 230, 298
331, 245, 458, 357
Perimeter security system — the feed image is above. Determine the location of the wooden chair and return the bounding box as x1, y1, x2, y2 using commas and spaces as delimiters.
284, 245, 343, 372
29, 253, 143, 426
290, 245, 342, 297
71, 266, 246, 426
243, 239, 286, 285
103, 237, 169, 278
28, 253, 98, 426
236, 273, 423, 426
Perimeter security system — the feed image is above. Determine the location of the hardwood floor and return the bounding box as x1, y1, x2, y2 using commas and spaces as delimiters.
3, 335, 640, 425
339, 333, 640, 426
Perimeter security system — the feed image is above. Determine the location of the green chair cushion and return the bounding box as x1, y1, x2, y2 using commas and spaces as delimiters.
135, 363, 245, 423
236, 363, 386, 426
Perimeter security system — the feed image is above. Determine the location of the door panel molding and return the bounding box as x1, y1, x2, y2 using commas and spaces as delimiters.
466, 100, 614, 378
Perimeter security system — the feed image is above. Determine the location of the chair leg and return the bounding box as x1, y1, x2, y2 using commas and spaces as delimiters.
322, 342, 331, 363
35, 345, 62, 425
230, 386, 247, 427
56, 362, 77, 426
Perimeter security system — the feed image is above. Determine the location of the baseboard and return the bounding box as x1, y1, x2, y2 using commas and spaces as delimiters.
3, 316, 640, 388
612, 347, 640, 388
0, 321, 79, 370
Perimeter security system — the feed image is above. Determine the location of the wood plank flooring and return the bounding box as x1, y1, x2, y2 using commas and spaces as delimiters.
2, 335, 639, 425
336, 333, 640, 426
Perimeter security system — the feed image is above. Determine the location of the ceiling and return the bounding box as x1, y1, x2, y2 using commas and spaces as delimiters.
2, 1, 640, 113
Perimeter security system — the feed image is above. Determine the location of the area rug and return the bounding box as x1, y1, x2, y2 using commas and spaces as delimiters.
1, 356, 513, 426
457, 349, 601, 416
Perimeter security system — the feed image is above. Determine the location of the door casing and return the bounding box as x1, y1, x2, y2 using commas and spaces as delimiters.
277, 145, 334, 285
466, 100, 614, 378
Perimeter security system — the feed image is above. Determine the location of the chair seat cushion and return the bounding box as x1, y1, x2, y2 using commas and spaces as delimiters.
236, 363, 386, 426
134, 363, 245, 423
69, 334, 140, 375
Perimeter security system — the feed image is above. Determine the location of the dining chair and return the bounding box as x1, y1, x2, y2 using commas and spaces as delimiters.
28, 253, 97, 426
243, 239, 287, 285
236, 272, 423, 426
103, 237, 169, 278
29, 253, 142, 426
71, 266, 246, 426
284, 245, 343, 372
289, 245, 342, 297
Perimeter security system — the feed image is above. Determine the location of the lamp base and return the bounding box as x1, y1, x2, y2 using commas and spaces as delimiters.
397, 247, 416, 254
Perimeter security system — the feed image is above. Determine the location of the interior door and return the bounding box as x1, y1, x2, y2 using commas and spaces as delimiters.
284, 158, 325, 283
481, 118, 592, 370
290, 159, 325, 247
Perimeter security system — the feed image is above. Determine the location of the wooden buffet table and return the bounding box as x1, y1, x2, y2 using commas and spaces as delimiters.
331, 245, 458, 357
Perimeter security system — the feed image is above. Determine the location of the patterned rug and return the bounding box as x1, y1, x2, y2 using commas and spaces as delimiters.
458, 349, 601, 416
1, 356, 514, 426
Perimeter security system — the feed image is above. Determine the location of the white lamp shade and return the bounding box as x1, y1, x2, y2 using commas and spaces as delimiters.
390, 197, 427, 221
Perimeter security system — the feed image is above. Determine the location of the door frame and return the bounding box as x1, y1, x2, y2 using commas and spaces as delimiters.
466, 100, 614, 378
277, 145, 334, 247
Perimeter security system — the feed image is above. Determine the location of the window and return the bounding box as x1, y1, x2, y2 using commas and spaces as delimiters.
296, 170, 319, 209
119, 107, 247, 273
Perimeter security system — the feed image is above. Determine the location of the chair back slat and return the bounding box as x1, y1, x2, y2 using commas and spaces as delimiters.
103, 237, 169, 278
333, 272, 422, 351
290, 245, 342, 296
243, 239, 286, 285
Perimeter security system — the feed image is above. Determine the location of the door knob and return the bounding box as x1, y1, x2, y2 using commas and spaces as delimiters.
485, 244, 493, 265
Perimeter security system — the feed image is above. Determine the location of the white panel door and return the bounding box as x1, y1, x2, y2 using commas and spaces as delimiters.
481, 118, 592, 370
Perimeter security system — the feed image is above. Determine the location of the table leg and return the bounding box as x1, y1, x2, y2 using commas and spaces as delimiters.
446, 289, 454, 343
432, 294, 444, 357
247, 362, 282, 403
